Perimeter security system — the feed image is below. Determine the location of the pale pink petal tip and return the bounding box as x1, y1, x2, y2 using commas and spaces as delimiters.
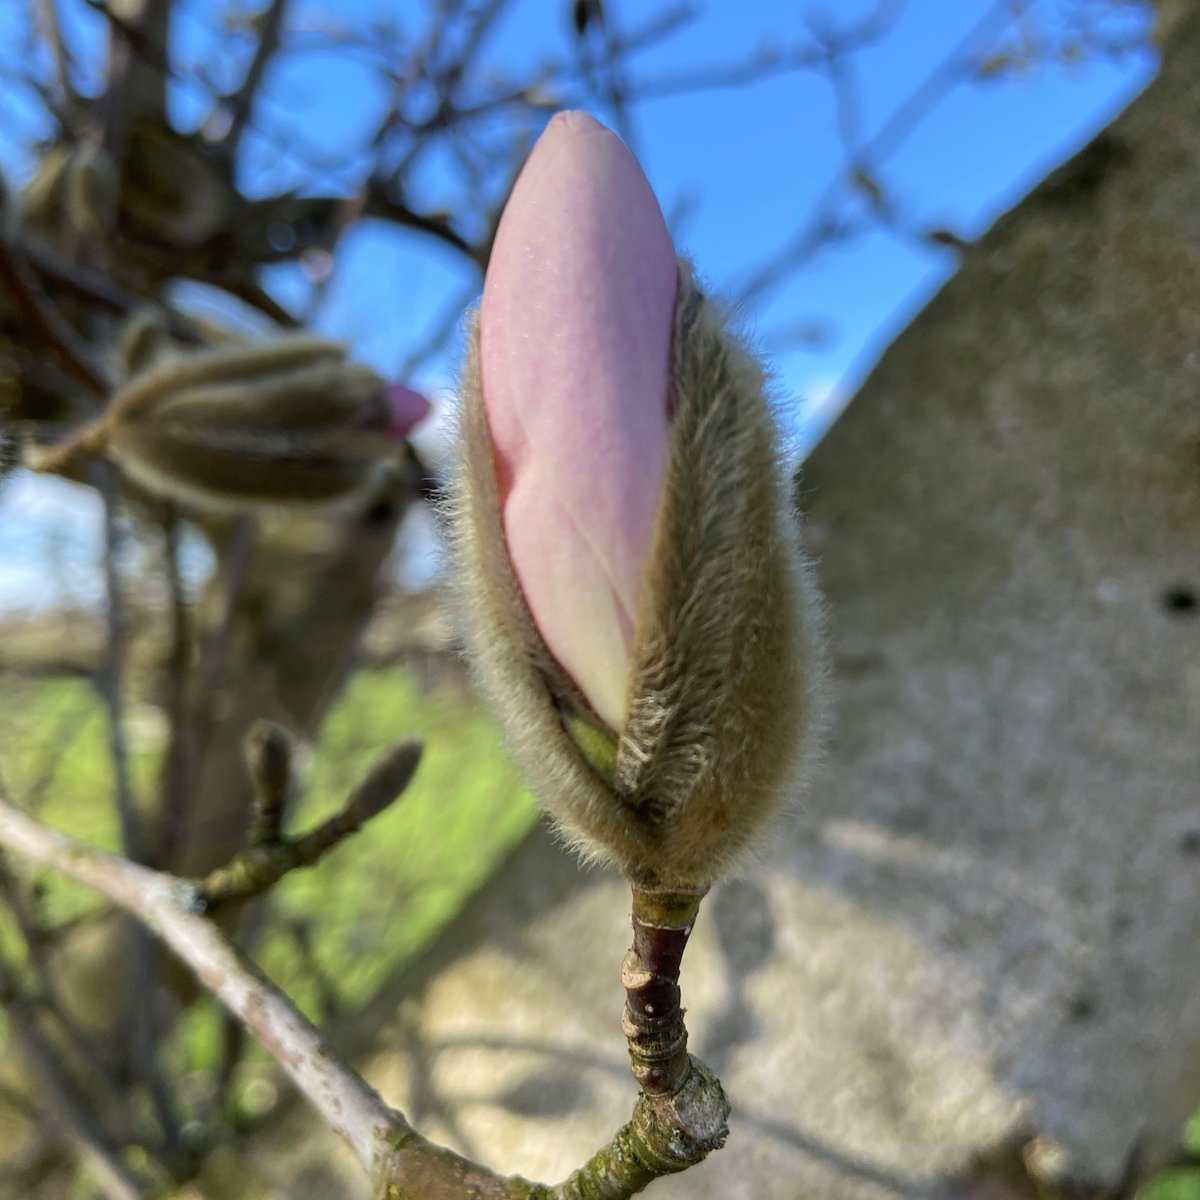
383, 382, 431, 439
479, 109, 678, 730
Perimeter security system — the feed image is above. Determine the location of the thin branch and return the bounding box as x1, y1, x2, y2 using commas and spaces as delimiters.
243, 720, 294, 845
0, 791, 736, 1199
4, 993, 151, 1200
154, 508, 195, 868
200, 737, 423, 911
21, 240, 204, 345
91, 461, 182, 1151
92, 461, 143, 862
0, 794, 414, 1184
154, 513, 257, 869
0, 243, 109, 395
0, 855, 123, 1084
35, 0, 79, 116
738, 0, 1032, 303
94, 0, 173, 161
364, 182, 481, 263
220, 0, 291, 154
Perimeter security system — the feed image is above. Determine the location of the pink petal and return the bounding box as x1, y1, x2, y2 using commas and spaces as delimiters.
480, 110, 677, 729
383, 382, 431, 439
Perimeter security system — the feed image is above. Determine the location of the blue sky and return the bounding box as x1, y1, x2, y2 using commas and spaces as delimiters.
0, 0, 1157, 608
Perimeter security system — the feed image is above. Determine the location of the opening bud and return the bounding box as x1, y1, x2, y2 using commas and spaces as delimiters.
450, 112, 826, 890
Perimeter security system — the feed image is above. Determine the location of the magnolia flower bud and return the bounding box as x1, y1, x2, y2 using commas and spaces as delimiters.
450, 112, 826, 890
99, 334, 429, 510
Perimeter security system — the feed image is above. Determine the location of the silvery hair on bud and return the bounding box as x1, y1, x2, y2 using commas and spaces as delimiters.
448, 261, 827, 891
101, 333, 403, 513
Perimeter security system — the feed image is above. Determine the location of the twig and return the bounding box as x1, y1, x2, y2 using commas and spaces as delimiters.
0, 244, 109, 395
154, 513, 257, 870
220, 0, 290, 154
738, 0, 1033, 304
91, 462, 142, 862
95, 0, 173, 161
91, 461, 183, 1151
0, 855, 123, 1084
21, 240, 205, 345
364, 182, 480, 263
620, 888, 704, 1095
35, 0, 79, 116
4, 989, 151, 1200
552, 885, 729, 1199
200, 736, 423, 911
244, 719, 294, 845
153, 509, 195, 866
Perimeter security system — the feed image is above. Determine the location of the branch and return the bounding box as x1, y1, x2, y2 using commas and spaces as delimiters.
34, 0, 79, 117
90, 461, 184, 1151
0, 855, 123, 1085
0, 790, 734, 1199
91, 461, 143, 863
738, 0, 1032, 304
2, 988, 150, 1200
153, 509, 195, 866
94, 0, 173, 160
554, 887, 729, 1199
220, 0, 291, 154
0, 794, 407, 1181
0, 243, 109, 395
21, 240, 204, 344
199, 733, 423, 911
364, 182, 481, 263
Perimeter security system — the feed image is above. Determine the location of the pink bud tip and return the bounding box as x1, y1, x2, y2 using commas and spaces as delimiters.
383, 382, 431, 439
480, 110, 678, 730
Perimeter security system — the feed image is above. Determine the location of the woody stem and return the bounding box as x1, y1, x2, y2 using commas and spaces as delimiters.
621, 886, 706, 1096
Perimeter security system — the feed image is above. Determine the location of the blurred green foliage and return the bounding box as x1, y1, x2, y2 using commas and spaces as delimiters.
1139, 1169, 1200, 1200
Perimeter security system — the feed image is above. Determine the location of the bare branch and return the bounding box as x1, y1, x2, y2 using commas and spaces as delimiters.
220, 0, 291, 155
94, 0, 173, 160
0, 243, 110, 395
739, 0, 1033, 303
0, 792, 736, 1199
365, 181, 481, 263
200, 737, 423, 911
21, 240, 205, 345
35, 0, 79, 117
91, 461, 143, 862
90, 463, 182, 1150
0, 856, 123, 1085
154, 509, 195, 865
551, 887, 729, 1198
3, 994, 150, 1200
0, 794, 406, 1180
